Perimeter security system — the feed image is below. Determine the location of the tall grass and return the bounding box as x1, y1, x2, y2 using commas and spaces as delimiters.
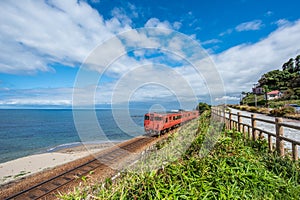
61, 111, 300, 200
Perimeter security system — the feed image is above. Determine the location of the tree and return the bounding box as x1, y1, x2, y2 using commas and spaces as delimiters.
258, 70, 286, 91
295, 55, 300, 72
282, 58, 295, 73
196, 102, 211, 114
254, 54, 300, 102
263, 85, 269, 108
240, 91, 247, 105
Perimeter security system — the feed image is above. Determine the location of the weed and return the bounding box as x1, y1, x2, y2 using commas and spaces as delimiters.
13, 171, 30, 178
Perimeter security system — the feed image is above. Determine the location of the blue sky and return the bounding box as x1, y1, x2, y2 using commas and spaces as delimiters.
0, 0, 300, 109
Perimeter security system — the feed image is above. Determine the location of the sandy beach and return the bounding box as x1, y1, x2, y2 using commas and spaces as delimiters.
0, 142, 119, 186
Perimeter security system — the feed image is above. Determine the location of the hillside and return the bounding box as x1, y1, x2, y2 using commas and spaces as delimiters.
242, 55, 300, 106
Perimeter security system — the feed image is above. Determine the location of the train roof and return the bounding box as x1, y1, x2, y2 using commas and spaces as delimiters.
145, 110, 197, 115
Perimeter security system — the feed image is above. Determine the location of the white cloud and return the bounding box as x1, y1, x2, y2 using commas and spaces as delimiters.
235, 20, 263, 32
0, 1, 220, 107
110, 7, 133, 26
201, 39, 222, 45
275, 19, 290, 27
127, 3, 139, 18
173, 21, 182, 30
220, 20, 263, 36
1, 0, 300, 107
0, 99, 72, 106
0, 87, 73, 106
145, 18, 173, 29
213, 19, 300, 94
120, 29, 161, 49
107, 64, 200, 108
215, 96, 240, 102
265, 11, 273, 17
0, 0, 130, 74
90, 0, 100, 4
219, 28, 233, 36
145, 18, 182, 31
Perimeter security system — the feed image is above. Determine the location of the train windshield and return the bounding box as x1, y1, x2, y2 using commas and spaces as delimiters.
154, 117, 162, 121
144, 115, 150, 120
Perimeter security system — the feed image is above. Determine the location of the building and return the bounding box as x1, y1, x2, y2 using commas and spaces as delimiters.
252, 87, 263, 94
267, 90, 282, 100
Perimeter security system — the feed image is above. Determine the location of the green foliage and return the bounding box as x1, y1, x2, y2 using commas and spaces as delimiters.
13, 171, 30, 178
241, 55, 300, 106
268, 99, 300, 108
269, 106, 296, 117
196, 102, 211, 114
258, 69, 296, 92
230, 105, 270, 114
241, 93, 266, 106
256, 55, 300, 101
62, 112, 300, 200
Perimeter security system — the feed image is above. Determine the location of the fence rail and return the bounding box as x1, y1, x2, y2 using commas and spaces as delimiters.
211, 106, 300, 161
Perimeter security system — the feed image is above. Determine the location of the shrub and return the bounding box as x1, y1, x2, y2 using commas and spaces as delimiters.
258, 107, 270, 114
196, 102, 211, 114
270, 106, 295, 117
247, 106, 259, 112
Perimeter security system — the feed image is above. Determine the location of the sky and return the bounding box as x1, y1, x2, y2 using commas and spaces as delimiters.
0, 0, 300, 109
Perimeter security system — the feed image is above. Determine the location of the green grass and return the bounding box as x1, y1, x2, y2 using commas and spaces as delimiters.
13, 171, 31, 178
61, 111, 300, 200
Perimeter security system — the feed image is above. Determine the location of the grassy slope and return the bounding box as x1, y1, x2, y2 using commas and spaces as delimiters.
61, 111, 300, 200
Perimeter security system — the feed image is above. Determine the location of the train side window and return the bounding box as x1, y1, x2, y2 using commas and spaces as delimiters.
169, 117, 171, 120
173, 116, 176, 120
165, 118, 168, 123
145, 115, 149, 120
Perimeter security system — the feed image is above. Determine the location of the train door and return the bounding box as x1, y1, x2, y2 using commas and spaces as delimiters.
150, 113, 154, 130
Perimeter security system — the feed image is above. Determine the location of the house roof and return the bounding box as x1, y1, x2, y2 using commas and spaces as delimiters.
267, 90, 280, 95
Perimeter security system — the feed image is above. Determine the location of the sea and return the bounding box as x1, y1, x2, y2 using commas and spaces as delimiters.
0, 109, 146, 164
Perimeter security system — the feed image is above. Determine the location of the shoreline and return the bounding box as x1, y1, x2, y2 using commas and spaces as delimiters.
0, 142, 120, 186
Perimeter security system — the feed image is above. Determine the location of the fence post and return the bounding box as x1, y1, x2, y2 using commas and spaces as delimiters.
247, 126, 250, 139
215, 107, 217, 120
292, 143, 298, 161
237, 112, 242, 132
268, 135, 273, 152
251, 114, 257, 141
275, 117, 284, 157
223, 107, 226, 124
229, 111, 232, 130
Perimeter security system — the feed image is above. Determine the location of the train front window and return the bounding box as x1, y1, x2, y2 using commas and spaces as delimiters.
154, 117, 162, 121
145, 115, 150, 120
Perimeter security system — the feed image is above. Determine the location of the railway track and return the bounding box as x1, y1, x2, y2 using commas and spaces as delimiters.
3, 136, 155, 200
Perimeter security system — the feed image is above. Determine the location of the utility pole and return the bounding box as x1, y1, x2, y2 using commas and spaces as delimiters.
253, 83, 258, 107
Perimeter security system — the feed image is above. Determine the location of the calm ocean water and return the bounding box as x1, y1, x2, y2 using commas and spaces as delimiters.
0, 109, 146, 163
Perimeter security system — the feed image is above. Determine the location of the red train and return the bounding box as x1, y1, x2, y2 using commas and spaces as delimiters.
144, 110, 199, 136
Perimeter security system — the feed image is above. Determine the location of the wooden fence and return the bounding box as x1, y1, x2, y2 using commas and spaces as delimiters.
211, 106, 300, 161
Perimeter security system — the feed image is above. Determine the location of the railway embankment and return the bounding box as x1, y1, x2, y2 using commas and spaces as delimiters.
61, 110, 300, 199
